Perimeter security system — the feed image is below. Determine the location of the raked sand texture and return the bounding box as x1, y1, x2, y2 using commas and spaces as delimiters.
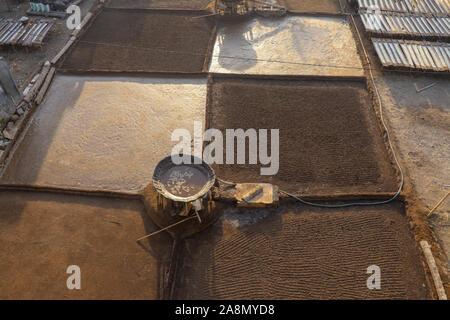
177, 202, 429, 299
61, 9, 216, 73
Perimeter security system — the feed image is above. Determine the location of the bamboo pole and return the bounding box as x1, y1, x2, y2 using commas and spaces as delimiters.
136, 216, 196, 242
420, 241, 447, 300
427, 190, 450, 217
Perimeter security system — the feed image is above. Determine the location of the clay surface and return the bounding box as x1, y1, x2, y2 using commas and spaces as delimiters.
209, 16, 363, 76
0, 74, 207, 192
374, 74, 450, 269
0, 191, 171, 299
177, 202, 429, 299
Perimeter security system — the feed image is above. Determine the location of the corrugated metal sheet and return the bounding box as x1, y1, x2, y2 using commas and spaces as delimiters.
358, 0, 450, 16
372, 38, 450, 71
0, 19, 54, 47
361, 12, 450, 37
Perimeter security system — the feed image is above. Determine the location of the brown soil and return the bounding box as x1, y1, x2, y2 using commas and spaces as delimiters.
348, 16, 450, 294
106, 0, 214, 10
61, 8, 216, 73
142, 183, 227, 239
281, 0, 343, 13
176, 201, 429, 299
207, 77, 398, 195
0, 191, 172, 299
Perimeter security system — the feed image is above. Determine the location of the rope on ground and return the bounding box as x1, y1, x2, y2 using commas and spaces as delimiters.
347, 13, 405, 204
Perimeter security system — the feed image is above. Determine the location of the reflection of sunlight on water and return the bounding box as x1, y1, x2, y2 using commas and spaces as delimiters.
161, 165, 209, 198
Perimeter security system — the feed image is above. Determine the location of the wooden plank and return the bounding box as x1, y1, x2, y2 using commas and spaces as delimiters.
35, 67, 56, 105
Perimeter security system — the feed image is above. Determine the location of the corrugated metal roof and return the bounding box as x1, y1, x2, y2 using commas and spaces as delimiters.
0, 18, 54, 47
358, 0, 450, 16
372, 38, 450, 71
361, 12, 450, 37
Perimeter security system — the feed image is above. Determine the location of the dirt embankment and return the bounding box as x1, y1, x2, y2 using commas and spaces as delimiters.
347, 14, 450, 297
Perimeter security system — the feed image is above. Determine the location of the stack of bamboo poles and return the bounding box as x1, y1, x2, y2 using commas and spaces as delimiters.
0, 18, 54, 48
